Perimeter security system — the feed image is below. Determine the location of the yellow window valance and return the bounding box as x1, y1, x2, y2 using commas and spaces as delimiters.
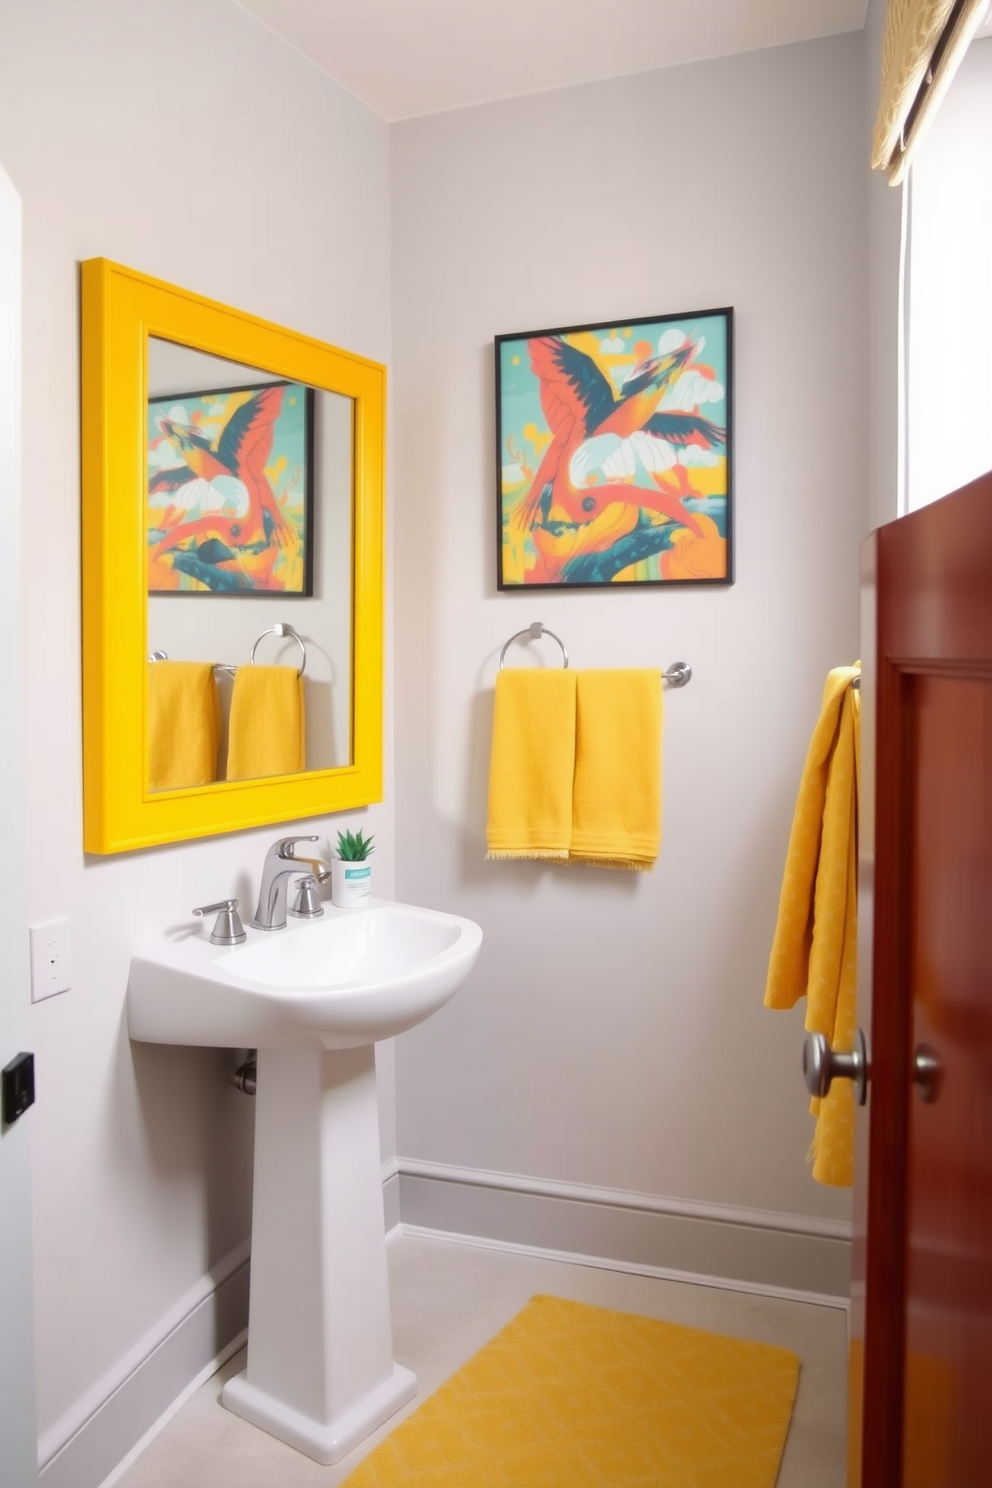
872, 0, 988, 183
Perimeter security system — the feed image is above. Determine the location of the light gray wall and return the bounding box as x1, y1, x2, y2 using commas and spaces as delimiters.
390, 35, 864, 1252
0, 0, 393, 1453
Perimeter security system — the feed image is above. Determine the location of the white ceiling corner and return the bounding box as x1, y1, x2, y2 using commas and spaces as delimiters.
233, 0, 870, 122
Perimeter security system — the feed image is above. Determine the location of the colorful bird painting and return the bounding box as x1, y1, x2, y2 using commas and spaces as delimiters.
497, 314, 732, 586
522, 333, 724, 531
147, 381, 309, 593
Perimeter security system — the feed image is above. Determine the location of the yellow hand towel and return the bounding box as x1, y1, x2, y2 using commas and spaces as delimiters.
486, 669, 577, 860
147, 661, 220, 792
765, 666, 861, 1187
226, 665, 306, 781
570, 670, 662, 871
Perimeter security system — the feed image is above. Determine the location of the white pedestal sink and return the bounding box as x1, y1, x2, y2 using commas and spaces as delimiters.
127, 899, 482, 1464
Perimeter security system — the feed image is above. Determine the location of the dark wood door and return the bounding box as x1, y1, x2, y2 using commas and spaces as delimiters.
851, 471, 992, 1487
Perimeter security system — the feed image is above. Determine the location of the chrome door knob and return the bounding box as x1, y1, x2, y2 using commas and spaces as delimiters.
803, 1028, 869, 1107
913, 1043, 943, 1104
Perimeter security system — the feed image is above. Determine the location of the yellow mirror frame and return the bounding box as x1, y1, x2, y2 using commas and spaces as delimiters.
81, 259, 385, 854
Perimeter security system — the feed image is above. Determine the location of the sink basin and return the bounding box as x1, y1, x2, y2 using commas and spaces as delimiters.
127, 894, 482, 1466
127, 898, 482, 1049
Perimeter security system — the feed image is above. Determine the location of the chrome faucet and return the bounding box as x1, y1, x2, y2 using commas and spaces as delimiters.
254, 835, 332, 931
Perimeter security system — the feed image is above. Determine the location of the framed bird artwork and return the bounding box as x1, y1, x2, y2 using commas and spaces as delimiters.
495, 308, 733, 589
147, 378, 315, 595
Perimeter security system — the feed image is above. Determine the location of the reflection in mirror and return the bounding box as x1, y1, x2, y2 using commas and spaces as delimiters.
146, 338, 353, 791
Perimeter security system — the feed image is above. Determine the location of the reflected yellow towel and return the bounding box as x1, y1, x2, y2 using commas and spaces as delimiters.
147, 661, 220, 792
486, 669, 577, 860
765, 665, 861, 1186
570, 670, 662, 870
226, 665, 306, 781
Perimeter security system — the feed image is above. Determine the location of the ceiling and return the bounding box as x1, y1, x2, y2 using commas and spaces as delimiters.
234, 0, 870, 122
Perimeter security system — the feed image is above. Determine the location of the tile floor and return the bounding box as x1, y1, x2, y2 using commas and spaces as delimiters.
114, 1232, 847, 1487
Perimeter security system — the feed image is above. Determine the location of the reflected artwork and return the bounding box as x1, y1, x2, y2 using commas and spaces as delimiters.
147, 379, 314, 594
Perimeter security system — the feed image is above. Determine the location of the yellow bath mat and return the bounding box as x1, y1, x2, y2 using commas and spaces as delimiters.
343, 1295, 799, 1487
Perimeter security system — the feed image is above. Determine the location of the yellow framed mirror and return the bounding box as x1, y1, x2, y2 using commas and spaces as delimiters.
81, 259, 385, 853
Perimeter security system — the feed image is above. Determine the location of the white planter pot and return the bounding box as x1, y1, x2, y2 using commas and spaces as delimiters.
331, 858, 372, 908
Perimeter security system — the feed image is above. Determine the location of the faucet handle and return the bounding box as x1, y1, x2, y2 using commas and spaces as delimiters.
193, 899, 247, 946
273, 835, 320, 860
289, 875, 324, 920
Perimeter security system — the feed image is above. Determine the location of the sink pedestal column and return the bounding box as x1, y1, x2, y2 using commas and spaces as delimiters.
222, 1045, 416, 1463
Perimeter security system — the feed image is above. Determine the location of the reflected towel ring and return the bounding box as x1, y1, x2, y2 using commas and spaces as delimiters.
499, 621, 569, 670
250, 623, 308, 677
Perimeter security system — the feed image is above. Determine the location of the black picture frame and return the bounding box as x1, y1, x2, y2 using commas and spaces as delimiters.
495, 308, 734, 589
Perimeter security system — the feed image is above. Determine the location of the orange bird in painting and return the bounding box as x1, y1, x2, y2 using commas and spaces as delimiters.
149, 385, 295, 590
521, 335, 725, 537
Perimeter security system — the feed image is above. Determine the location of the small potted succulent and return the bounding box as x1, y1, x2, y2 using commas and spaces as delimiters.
331, 828, 375, 908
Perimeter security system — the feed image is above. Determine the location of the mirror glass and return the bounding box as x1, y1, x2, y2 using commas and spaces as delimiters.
146, 338, 354, 789
81, 258, 384, 855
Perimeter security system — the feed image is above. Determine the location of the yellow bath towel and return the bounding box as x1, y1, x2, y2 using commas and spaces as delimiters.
226, 665, 306, 781
570, 670, 662, 871
765, 665, 861, 1186
486, 669, 577, 860
147, 661, 220, 792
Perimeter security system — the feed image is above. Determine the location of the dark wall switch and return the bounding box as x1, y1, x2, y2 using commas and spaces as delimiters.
2, 1052, 35, 1126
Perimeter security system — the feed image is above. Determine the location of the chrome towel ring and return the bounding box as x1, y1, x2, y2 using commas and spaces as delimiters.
499, 621, 569, 670
250, 622, 308, 677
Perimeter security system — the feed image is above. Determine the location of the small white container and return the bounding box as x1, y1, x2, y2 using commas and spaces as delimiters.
331, 858, 372, 908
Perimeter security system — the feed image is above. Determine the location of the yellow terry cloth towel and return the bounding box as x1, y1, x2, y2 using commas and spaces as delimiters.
226, 664, 306, 780
765, 665, 861, 1186
147, 661, 220, 791
486, 668, 577, 860
570, 670, 662, 870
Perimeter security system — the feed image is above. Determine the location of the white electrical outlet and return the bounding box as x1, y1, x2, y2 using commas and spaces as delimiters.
29, 918, 72, 1002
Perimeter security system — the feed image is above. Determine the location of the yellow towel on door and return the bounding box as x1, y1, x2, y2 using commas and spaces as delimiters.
486, 669, 577, 860
765, 665, 860, 1187
570, 670, 662, 870
226, 665, 306, 781
147, 661, 220, 791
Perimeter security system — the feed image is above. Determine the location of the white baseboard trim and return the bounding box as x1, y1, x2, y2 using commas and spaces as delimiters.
401, 1222, 849, 1310
396, 1158, 852, 1239
382, 1156, 401, 1232
96, 1328, 247, 1488
395, 1158, 852, 1302
38, 1241, 251, 1488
